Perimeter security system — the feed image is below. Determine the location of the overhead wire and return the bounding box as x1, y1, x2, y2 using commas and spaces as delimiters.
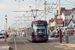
38, 0, 42, 7
65, 0, 75, 3
39, 0, 58, 19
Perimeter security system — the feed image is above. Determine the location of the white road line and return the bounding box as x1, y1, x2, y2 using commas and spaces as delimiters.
14, 38, 17, 50
48, 38, 63, 39
55, 46, 74, 50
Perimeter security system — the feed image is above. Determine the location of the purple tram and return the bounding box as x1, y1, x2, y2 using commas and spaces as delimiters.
26, 20, 48, 41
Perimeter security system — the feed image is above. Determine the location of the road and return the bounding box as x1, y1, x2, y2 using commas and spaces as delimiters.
8, 36, 74, 50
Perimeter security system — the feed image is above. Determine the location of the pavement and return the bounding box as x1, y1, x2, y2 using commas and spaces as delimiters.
0, 37, 11, 50
48, 37, 75, 49
60, 44, 75, 49
52, 41, 75, 49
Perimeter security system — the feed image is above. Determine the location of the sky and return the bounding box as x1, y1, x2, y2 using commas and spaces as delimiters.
0, 0, 75, 30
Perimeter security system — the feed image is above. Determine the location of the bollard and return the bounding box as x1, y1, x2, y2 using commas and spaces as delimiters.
65, 34, 69, 43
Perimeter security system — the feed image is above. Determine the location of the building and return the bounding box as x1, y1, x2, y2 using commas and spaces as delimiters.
56, 7, 75, 35
48, 18, 56, 31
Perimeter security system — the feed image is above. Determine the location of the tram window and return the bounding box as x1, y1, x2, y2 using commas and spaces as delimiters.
37, 29, 46, 34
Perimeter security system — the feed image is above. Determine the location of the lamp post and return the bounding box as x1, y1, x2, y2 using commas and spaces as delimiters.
23, 14, 26, 37
5, 15, 7, 42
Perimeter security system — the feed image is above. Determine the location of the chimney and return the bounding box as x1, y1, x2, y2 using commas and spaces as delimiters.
57, 7, 65, 15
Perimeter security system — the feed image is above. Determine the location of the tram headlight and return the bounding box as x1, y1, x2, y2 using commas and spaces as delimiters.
44, 36, 46, 37
35, 36, 38, 38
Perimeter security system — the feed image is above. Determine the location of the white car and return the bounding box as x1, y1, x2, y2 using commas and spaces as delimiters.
0, 33, 4, 38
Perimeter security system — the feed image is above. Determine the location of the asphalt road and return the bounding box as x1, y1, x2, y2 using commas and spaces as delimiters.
8, 36, 74, 50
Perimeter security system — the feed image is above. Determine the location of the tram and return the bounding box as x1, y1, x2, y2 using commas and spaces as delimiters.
26, 20, 48, 41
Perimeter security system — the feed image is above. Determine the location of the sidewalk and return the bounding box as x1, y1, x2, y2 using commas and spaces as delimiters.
49, 38, 75, 49
0, 37, 11, 50
60, 44, 75, 49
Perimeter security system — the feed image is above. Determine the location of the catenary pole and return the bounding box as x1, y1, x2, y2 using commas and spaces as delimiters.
35, 0, 37, 20
44, 0, 46, 20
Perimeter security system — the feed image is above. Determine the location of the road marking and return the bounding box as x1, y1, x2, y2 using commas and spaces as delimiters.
65, 47, 73, 49
55, 46, 66, 48
48, 38, 63, 39
14, 38, 17, 50
55, 46, 74, 49
48, 43, 65, 50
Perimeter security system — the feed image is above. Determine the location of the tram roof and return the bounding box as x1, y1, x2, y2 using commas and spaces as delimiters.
32, 20, 47, 24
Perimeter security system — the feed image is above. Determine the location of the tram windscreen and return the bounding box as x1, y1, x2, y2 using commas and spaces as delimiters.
33, 25, 46, 35
37, 26, 46, 34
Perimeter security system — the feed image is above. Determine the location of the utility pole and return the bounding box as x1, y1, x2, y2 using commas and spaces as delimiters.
23, 14, 26, 37
15, 0, 24, 37
58, 0, 62, 43
26, 11, 29, 26
29, 6, 43, 21
44, 0, 46, 20
5, 15, 7, 42
54, 13, 56, 30
35, 0, 37, 20
23, 15, 25, 30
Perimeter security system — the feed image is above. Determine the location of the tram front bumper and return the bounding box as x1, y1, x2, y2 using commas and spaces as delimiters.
32, 37, 48, 41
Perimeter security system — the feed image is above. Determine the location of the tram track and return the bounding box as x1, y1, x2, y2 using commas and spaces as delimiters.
10, 37, 74, 50
18, 37, 33, 50
13, 37, 33, 50
19, 37, 49, 50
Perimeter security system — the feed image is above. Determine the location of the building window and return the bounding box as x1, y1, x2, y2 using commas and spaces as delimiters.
71, 25, 72, 27
72, 15, 73, 18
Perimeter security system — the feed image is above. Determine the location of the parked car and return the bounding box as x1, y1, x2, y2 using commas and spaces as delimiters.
70, 32, 73, 35
55, 31, 63, 38
0, 33, 4, 38
67, 31, 73, 36
4, 33, 9, 38
49, 30, 56, 37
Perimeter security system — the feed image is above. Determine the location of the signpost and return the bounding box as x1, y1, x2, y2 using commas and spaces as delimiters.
57, 18, 63, 26
57, 18, 63, 43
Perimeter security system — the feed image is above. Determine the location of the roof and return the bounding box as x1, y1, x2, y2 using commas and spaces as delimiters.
57, 8, 75, 16
67, 19, 75, 26
32, 20, 47, 23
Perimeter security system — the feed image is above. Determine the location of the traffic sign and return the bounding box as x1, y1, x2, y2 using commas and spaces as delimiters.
57, 18, 63, 26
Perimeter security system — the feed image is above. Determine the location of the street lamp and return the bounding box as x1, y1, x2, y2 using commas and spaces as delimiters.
5, 15, 7, 42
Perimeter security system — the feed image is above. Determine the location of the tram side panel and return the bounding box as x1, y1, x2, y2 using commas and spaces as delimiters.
26, 27, 32, 41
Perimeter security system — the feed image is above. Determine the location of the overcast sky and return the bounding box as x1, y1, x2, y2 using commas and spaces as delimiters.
0, 0, 75, 30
